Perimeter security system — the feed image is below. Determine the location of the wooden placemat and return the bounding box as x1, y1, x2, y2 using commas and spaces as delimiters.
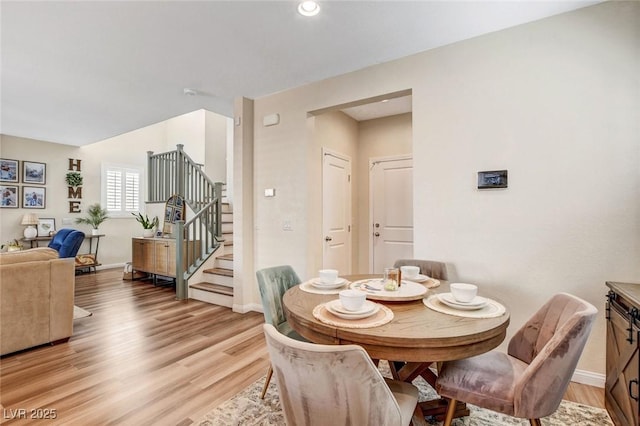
313, 302, 394, 328
423, 295, 506, 318
299, 280, 350, 295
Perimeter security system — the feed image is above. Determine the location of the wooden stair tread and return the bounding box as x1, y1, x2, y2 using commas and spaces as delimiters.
203, 267, 233, 277
190, 282, 233, 296
218, 253, 234, 260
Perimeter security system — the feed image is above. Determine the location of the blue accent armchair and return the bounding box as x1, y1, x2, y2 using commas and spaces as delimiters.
48, 229, 85, 258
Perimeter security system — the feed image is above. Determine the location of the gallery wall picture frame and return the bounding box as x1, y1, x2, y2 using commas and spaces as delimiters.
0, 185, 19, 208
22, 186, 46, 209
37, 218, 56, 237
477, 170, 508, 189
0, 159, 19, 183
22, 161, 46, 184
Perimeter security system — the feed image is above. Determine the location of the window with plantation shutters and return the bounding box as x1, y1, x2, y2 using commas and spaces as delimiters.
102, 164, 143, 217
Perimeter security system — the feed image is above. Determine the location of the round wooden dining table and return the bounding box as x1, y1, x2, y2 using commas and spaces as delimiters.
283, 274, 510, 363
283, 274, 511, 422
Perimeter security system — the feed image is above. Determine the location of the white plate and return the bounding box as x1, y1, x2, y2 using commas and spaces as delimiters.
325, 300, 380, 320
440, 293, 487, 307
311, 277, 348, 289
404, 274, 430, 283
437, 293, 488, 310
350, 279, 428, 301
327, 299, 377, 315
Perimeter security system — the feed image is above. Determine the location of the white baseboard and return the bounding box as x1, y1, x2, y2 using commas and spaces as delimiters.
233, 303, 262, 314
95, 262, 125, 271
572, 369, 605, 388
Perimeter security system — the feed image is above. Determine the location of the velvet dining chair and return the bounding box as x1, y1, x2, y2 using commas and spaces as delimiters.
48, 228, 85, 259
393, 258, 448, 280
256, 265, 307, 399
435, 292, 597, 426
263, 323, 422, 426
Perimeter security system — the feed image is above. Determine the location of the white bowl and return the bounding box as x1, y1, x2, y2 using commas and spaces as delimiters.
400, 265, 420, 279
339, 289, 366, 311
319, 269, 338, 284
450, 283, 478, 303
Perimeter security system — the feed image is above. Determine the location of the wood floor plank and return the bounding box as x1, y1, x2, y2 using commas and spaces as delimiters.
0, 267, 604, 426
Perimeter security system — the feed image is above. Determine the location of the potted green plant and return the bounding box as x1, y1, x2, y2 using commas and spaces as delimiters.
76, 203, 109, 235
131, 212, 159, 238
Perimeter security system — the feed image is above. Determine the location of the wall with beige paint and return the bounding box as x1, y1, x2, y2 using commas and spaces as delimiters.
249, 2, 640, 376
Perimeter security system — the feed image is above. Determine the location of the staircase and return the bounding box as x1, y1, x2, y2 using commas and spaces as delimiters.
188, 198, 235, 307
147, 144, 225, 301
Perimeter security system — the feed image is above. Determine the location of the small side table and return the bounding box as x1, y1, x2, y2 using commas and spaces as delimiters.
75, 234, 104, 273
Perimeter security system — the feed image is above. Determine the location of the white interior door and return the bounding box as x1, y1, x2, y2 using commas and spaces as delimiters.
370, 156, 413, 273
323, 150, 352, 274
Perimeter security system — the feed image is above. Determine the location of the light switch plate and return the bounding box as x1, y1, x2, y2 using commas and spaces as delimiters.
264, 188, 276, 197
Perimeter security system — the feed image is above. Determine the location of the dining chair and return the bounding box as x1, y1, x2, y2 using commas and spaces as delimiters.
256, 265, 306, 399
435, 292, 597, 426
48, 228, 85, 259
393, 259, 448, 280
263, 323, 423, 426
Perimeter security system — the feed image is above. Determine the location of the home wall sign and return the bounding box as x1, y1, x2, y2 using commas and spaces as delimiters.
67, 158, 83, 213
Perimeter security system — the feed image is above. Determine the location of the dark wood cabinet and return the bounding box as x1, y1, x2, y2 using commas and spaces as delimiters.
606, 281, 640, 426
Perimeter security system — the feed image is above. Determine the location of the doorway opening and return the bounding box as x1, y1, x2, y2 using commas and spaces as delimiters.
310, 89, 413, 274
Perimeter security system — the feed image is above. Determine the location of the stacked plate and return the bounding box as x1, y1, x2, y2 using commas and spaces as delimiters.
310, 277, 348, 290
437, 293, 488, 310
403, 274, 430, 283
325, 299, 380, 320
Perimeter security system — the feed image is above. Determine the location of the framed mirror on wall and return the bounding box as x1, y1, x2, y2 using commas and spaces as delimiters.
162, 195, 185, 237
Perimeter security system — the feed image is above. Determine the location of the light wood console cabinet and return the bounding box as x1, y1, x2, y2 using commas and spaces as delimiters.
606, 281, 640, 426
131, 237, 200, 279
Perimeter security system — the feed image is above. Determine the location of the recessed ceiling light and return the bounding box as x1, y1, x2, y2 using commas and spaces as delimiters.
298, 1, 320, 17
183, 88, 198, 96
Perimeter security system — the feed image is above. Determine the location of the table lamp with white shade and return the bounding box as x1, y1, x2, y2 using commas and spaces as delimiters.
21, 213, 39, 238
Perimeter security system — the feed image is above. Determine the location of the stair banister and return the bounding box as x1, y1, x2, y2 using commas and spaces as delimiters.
147, 145, 224, 300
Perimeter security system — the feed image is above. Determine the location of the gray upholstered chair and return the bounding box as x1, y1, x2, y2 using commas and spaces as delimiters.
256, 265, 306, 399
263, 323, 422, 426
435, 292, 597, 426
393, 258, 448, 280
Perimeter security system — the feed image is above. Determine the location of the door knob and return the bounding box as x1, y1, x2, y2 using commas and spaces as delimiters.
374, 223, 380, 228
325, 236, 333, 242
374, 232, 380, 237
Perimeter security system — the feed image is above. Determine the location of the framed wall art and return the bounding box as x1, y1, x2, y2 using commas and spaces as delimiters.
23, 161, 46, 184
477, 170, 508, 189
37, 218, 56, 236
0, 185, 19, 208
22, 186, 46, 209
0, 159, 19, 183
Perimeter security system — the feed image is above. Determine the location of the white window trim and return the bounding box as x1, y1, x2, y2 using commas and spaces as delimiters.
101, 162, 145, 218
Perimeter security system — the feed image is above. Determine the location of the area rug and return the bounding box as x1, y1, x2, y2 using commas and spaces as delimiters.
73, 305, 92, 320
197, 362, 612, 426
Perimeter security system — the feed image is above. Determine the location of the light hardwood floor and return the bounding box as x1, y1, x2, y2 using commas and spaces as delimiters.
0, 268, 604, 425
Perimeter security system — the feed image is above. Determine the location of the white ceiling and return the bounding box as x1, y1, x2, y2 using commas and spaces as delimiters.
0, 1, 600, 146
